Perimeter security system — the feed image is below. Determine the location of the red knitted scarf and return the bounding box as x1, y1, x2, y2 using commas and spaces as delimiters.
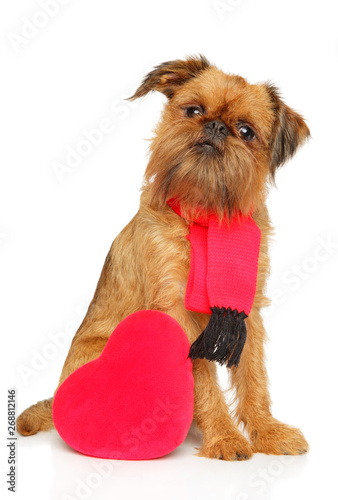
168, 199, 261, 367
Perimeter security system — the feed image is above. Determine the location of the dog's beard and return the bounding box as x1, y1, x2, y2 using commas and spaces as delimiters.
144, 133, 262, 219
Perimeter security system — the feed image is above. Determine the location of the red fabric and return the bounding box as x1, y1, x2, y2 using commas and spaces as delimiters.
168, 199, 261, 316
53, 310, 194, 460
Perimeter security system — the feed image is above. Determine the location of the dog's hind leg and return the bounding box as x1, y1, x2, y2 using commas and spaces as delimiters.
16, 397, 54, 436
16, 332, 112, 436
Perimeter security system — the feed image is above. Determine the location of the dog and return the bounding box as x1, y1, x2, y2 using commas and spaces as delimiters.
17, 55, 310, 460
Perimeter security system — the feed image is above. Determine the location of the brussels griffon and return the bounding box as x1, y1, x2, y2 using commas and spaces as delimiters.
17, 55, 310, 460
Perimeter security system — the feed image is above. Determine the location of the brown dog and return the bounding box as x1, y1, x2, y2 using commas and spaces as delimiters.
17, 55, 310, 460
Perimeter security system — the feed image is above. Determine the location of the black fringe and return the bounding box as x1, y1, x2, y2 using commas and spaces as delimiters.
188, 306, 247, 368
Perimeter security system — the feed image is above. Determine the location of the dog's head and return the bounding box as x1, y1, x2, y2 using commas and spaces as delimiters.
130, 55, 310, 218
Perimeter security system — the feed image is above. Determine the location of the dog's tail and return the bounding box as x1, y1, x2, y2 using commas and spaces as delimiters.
16, 397, 54, 436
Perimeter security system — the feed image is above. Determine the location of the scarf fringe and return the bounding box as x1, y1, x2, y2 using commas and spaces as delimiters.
188, 306, 247, 368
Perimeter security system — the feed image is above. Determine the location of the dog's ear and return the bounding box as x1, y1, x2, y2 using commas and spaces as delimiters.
128, 55, 210, 100
264, 84, 310, 180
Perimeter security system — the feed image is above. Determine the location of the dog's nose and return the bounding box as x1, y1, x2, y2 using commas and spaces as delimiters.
204, 120, 229, 141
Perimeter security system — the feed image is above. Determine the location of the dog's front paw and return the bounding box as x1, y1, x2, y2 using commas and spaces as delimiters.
250, 418, 309, 456
198, 433, 253, 461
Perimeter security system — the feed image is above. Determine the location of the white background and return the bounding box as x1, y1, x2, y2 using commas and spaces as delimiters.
1, 0, 338, 499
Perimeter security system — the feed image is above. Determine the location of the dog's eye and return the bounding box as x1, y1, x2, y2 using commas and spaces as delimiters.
185, 106, 204, 118
238, 124, 256, 142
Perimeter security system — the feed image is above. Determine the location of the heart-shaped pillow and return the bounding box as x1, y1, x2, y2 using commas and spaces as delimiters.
53, 310, 194, 460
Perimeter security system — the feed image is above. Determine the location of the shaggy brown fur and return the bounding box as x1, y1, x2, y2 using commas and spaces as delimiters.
17, 56, 310, 460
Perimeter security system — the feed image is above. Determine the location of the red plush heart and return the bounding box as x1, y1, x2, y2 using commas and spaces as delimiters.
53, 310, 194, 460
